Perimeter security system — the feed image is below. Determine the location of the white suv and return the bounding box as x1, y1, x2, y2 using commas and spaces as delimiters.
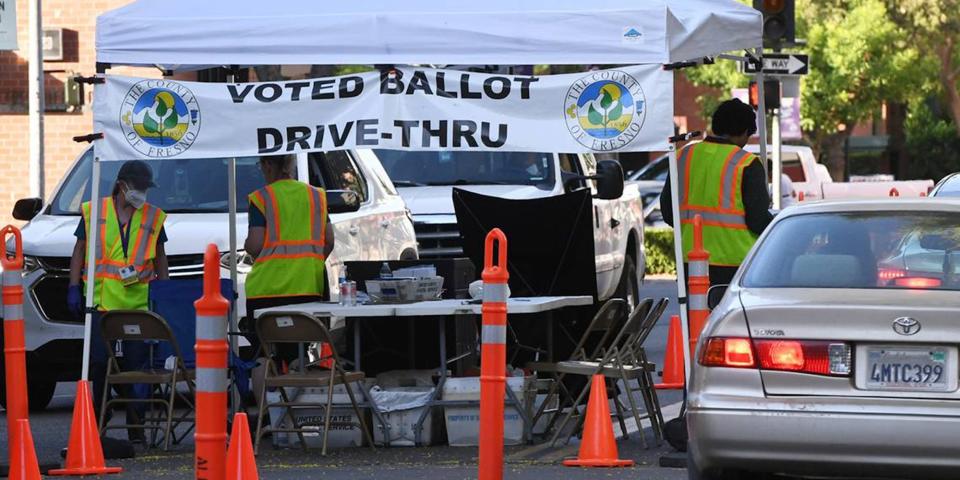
4, 147, 417, 409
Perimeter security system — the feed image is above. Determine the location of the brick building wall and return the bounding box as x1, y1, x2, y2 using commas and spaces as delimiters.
0, 0, 156, 227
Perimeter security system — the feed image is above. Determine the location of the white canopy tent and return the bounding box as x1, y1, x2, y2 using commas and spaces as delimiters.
87, 0, 765, 392
96, 0, 760, 67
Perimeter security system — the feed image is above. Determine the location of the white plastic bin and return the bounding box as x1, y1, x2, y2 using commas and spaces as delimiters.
268, 383, 370, 449
442, 376, 533, 446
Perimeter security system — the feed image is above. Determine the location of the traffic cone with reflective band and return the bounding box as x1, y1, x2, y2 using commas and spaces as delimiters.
655, 316, 685, 390
478, 229, 509, 480
9, 419, 41, 480
226, 413, 258, 480
2, 226, 31, 453
687, 214, 711, 359
563, 375, 633, 468
49, 380, 122, 476
195, 244, 230, 480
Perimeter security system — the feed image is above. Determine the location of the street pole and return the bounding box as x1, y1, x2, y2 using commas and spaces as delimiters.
28, 0, 45, 200
771, 108, 782, 210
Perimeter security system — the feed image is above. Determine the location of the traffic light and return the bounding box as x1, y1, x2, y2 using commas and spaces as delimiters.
753, 0, 795, 48
748, 80, 781, 111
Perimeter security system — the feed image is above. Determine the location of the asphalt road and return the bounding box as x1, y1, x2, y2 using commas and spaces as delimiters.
0, 279, 687, 479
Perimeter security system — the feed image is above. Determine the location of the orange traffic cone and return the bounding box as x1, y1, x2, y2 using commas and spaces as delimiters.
226, 413, 259, 480
563, 375, 633, 468
655, 315, 685, 390
49, 380, 123, 476
10, 419, 41, 480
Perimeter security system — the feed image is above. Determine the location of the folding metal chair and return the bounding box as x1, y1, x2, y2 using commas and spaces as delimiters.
99, 310, 196, 450
545, 297, 667, 447
253, 311, 387, 455
525, 298, 637, 434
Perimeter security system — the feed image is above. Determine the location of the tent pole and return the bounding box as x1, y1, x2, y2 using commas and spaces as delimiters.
81, 154, 101, 382
666, 149, 692, 383
226, 68, 241, 412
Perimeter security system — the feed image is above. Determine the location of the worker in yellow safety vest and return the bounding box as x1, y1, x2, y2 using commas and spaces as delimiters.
68, 160, 169, 441
660, 99, 773, 286
243, 154, 334, 349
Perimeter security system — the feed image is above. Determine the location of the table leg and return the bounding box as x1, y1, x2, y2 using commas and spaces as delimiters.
353, 318, 362, 372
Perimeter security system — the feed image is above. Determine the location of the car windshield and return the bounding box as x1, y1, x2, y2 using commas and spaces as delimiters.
629, 155, 668, 181
743, 211, 960, 290
374, 150, 555, 189
933, 177, 960, 197
50, 149, 266, 215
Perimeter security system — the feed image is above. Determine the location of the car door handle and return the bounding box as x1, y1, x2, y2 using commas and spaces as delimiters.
609, 218, 621, 229
348, 226, 360, 236
380, 220, 391, 229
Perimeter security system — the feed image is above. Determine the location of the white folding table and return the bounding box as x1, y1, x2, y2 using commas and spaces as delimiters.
256, 296, 593, 445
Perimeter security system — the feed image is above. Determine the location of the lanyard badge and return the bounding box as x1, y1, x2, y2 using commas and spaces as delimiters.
119, 264, 139, 287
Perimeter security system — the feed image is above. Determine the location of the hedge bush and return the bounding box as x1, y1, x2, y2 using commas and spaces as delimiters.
644, 228, 676, 276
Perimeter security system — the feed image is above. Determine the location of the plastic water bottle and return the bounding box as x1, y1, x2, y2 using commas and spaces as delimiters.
379, 262, 393, 280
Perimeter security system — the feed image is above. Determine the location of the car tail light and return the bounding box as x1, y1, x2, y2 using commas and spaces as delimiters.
893, 277, 941, 289
755, 340, 851, 376
877, 267, 907, 284
700, 338, 756, 368
701, 337, 852, 376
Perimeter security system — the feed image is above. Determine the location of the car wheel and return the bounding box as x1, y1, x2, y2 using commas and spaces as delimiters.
615, 254, 639, 312
0, 355, 58, 411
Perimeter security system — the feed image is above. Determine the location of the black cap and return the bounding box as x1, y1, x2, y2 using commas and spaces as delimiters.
116, 160, 157, 189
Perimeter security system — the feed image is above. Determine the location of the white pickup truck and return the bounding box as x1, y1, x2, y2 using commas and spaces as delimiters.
745, 145, 934, 202
3, 147, 418, 410
375, 150, 645, 309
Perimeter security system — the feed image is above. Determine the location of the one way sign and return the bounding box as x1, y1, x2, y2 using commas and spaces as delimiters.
742, 53, 809, 75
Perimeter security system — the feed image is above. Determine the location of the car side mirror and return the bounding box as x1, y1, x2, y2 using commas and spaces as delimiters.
12, 197, 43, 221
707, 284, 729, 311
326, 190, 361, 214
594, 160, 624, 200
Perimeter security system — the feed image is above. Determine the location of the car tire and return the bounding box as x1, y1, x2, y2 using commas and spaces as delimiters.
615, 254, 639, 312
0, 353, 58, 411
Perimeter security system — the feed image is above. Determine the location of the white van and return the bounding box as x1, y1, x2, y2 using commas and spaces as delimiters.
5, 147, 418, 409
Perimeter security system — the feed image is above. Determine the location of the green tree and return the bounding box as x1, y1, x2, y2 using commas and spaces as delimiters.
684, 0, 923, 180
884, 0, 960, 137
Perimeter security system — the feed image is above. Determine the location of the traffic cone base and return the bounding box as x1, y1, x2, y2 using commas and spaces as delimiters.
48, 380, 123, 476
562, 375, 634, 468
226, 412, 259, 480
655, 315, 685, 390
10, 419, 42, 480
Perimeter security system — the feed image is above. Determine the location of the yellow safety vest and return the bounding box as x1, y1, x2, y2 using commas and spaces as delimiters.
245, 179, 328, 299
677, 141, 759, 266
81, 198, 166, 311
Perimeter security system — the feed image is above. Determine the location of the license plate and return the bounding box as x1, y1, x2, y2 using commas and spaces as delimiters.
864, 346, 952, 392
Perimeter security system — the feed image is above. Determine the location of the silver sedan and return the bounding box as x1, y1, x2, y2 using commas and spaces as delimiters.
688, 199, 960, 480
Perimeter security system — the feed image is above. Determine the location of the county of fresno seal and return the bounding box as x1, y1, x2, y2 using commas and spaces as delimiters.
564, 70, 646, 151
120, 79, 201, 158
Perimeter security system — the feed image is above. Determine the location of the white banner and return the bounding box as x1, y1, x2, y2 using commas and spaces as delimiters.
0, 0, 17, 51
93, 65, 673, 161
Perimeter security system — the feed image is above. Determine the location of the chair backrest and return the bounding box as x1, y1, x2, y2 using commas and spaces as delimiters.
619, 297, 670, 365
570, 299, 629, 361
100, 310, 184, 362
596, 298, 653, 364
256, 311, 341, 361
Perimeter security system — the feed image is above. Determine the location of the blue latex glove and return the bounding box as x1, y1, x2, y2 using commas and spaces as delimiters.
67, 285, 83, 317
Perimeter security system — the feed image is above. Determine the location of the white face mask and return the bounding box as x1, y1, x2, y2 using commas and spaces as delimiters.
124, 186, 147, 209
